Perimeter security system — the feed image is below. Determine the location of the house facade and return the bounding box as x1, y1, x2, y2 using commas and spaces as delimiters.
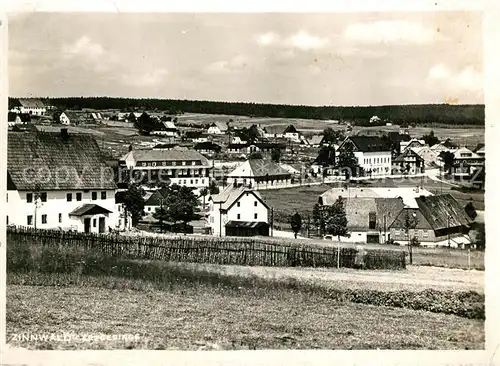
208, 186, 269, 237
400, 139, 426, 153
120, 148, 213, 188
151, 121, 180, 137
337, 136, 392, 177
392, 149, 425, 175
283, 125, 301, 142
194, 141, 222, 156
7, 129, 119, 233
451, 147, 484, 179
10, 98, 46, 116
226, 159, 292, 189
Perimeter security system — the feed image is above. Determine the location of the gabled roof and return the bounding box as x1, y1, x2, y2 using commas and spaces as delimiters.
263, 125, 285, 135
474, 143, 485, 153
225, 221, 269, 228
283, 125, 298, 134
121, 149, 210, 165
210, 186, 268, 211
162, 121, 178, 130
386, 132, 411, 143
8, 131, 117, 190
144, 190, 164, 206
308, 135, 324, 145
17, 98, 45, 109
69, 203, 113, 216
341, 135, 391, 153
209, 122, 228, 131
414, 194, 473, 230
393, 148, 425, 163
453, 147, 481, 160
62, 110, 93, 124
247, 159, 291, 177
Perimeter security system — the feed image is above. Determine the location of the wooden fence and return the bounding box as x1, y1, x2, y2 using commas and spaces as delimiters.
6, 226, 406, 270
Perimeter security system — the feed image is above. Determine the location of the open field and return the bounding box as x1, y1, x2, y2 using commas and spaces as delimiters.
7, 282, 483, 350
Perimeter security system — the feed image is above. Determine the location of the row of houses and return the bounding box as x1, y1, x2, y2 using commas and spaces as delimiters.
318, 187, 474, 247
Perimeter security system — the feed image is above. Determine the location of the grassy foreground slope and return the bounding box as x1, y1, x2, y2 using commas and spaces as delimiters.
7, 281, 484, 350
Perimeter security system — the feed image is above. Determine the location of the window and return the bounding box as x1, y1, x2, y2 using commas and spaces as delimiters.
195, 179, 198, 184
93, 218, 97, 227
92, 192, 97, 200
84, 189, 89, 193
190, 179, 193, 184
148, 207, 151, 212
58, 213, 62, 223
254, 213, 258, 219
27, 215, 33, 226
76, 193, 82, 201
192, 161, 196, 165
172, 161, 176, 166
237, 214, 241, 220
101, 191, 107, 200
201, 179, 205, 184
67, 193, 72, 202
142, 162, 147, 167
182, 161, 186, 166
237, 202, 241, 207
27, 193, 33, 203
395, 229, 400, 236
40, 192, 47, 202
423, 230, 429, 238
254, 201, 257, 207
162, 161, 167, 166
152, 162, 156, 167
41, 214, 47, 224
183, 180, 187, 184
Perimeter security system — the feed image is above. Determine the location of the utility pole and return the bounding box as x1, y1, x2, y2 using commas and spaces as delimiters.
219, 202, 222, 237
307, 213, 310, 238
270, 207, 274, 237
447, 215, 451, 248
383, 214, 387, 244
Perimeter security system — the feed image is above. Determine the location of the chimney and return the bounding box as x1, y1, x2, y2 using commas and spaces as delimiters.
60, 128, 69, 140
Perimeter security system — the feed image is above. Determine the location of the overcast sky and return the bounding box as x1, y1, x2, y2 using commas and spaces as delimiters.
8, 12, 483, 106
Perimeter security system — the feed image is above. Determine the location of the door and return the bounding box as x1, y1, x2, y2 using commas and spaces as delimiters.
99, 217, 105, 233
84, 218, 91, 233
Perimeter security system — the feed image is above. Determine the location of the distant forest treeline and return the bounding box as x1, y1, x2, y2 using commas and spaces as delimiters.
11, 97, 485, 125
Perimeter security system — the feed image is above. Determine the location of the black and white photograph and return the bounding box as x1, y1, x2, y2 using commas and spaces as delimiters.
1, 3, 494, 358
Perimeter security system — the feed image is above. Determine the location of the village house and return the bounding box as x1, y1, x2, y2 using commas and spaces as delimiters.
318, 194, 404, 244
450, 147, 484, 179
337, 135, 392, 177
7, 129, 119, 233
392, 148, 425, 175
410, 146, 439, 167
7, 112, 31, 126
283, 124, 302, 142
308, 135, 325, 147
194, 141, 222, 156
430, 143, 453, 153
10, 98, 46, 116
151, 121, 180, 137
207, 122, 228, 135
389, 194, 473, 247
143, 190, 165, 215
208, 186, 270, 237
119, 148, 213, 188
474, 143, 485, 158
59, 110, 97, 125
226, 159, 292, 189
263, 125, 284, 139
226, 142, 286, 155
400, 138, 426, 153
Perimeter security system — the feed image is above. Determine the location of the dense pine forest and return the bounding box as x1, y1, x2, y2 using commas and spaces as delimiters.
10, 97, 485, 125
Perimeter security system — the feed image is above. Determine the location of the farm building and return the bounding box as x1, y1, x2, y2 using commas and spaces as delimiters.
151, 121, 180, 137
392, 148, 425, 175
450, 147, 484, 179
10, 98, 46, 116
400, 138, 427, 153
195, 141, 222, 155
7, 129, 119, 233
208, 186, 270, 237
60, 110, 99, 125
389, 194, 473, 247
7, 112, 31, 126
226, 159, 292, 189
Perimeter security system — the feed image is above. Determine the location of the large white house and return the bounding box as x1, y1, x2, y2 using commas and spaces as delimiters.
7, 129, 120, 233
10, 98, 46, 116
120, 147, 213, 188
208, 186, 270, 237
226, 159, 292, 189
337, 135, 392, 177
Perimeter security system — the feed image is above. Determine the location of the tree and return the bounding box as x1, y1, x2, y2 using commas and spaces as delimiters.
402, 210, 419, 264
167, 185, 200, 234
199, 187, 209, 210
323, 197, 349, 242
134, 112, 156, 135
439, 151, 455, 175
312, 203, 325, 236
315, 145, 336, 167
271, 148, 281, 162
123, 183, 145, 227
323, 197, 349, 268
289, 212, 303, 239
336, 143, 361, 178
128, 112, 137, 123
248, 152, 263, 160
422, 130, 440, 146
208, 180, 220, 195
323, 127, 344, 144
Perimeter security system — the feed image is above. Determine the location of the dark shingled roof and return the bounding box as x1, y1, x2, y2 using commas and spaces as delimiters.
344, 135, 391, 152
283, 125, 298, 133
144, 190, 165, 206
194, 141, 222, 152
17, 98, 45, 108
8, 131, 117, 190
393, 148, 424, 163
225, 221, 270, 229
414, 194, 473, 230
69, 204, 112, 216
